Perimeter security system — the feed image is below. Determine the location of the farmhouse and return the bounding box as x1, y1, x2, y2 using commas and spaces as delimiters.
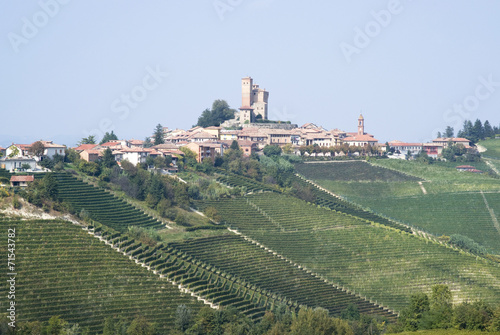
0, 157, 37, 172
10, 175, 34, 187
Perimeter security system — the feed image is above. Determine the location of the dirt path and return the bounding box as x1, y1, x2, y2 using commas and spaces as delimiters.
485, 160, 500, 175
418, 181, 428, 195
480, 191, 500, 237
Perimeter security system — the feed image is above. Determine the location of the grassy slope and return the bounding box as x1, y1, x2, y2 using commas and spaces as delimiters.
480, 138, 500, 159
200, 193, 500, 312
303, 159, 500, 254
0, 216, 203, 332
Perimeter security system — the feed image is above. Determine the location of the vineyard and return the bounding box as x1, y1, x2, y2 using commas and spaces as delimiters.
291, 174, 412, 233
296, 159, 500, 256
199, 192, 500, 312
357, 192, 500, 254
294, 161, 422, 182
51, 173, 164, 232
169, 234, 396, 320
0, 215, 203, 332
215, 170, 280, 193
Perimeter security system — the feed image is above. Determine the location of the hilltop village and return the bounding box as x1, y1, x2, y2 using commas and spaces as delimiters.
0, 77, 480, 173
1, 78, 500, 334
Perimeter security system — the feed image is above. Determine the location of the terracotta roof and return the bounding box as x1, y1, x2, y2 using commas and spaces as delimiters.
116, 147, 147, 153
74, 144, 97, 151
10, 175, 34, 182
38, 141, 65, 148
389, 141, 423, 146
456, 165, 476, 169
343, 134, 378, 142
433, 137, 470, 142
13, 144, 31, 150
189, 131, 217, 139
128, 139, 144, 145
153, 143, 179, 150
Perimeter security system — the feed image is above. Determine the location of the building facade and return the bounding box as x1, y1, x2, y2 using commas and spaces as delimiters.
238, 77, 269, 123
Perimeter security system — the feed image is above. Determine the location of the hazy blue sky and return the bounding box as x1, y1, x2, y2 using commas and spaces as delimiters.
2, 0, 500, 147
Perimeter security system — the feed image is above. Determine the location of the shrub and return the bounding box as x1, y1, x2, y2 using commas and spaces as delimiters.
12, 195, 21, 209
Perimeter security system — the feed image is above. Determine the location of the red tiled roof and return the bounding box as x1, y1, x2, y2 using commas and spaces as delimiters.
100, 141, 121, 147
10, 175, 34, 182
344, 134, 378, 142
74, 144, 97, 151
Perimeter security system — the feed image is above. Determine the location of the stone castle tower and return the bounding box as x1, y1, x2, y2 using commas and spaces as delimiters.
238, 77, 269, 123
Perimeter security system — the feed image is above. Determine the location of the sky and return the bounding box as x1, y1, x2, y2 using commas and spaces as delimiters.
2, 0, 500, 147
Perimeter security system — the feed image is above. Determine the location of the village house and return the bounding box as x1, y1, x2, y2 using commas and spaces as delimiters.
183, 142, 225, 163
10, 175, 34, 187
0, 146, 6, 158
36, 141, 66, 161
6, 144, 31, 158
113, 147, 148, 166
432, 137, 472, 149
0, 157, 37, 172
79, 149, 102, 162
388, 141, 423, 158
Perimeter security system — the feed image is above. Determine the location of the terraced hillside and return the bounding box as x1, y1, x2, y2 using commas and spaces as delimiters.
215, 170, 280, 193
291, 174, 412, 233
169, 234, 396, 320
358, 192, 500, 253
199, 193, 500, 312
51, 173, 164, 232
296, 159, 500, 254
295, 161, 422, 182
0, 215, 203, 332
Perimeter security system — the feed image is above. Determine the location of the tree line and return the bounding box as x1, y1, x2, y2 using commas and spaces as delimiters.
440, 119, 500, 143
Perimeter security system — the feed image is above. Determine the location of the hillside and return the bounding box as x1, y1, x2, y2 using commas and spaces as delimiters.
0, 214, 203, 333
295, 160, 500, 255
199, 192, 500, 312
40, 174, 395, 321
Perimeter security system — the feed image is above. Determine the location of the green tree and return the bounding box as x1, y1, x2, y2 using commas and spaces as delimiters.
41, 173, 59, 200
143, 137, 153, 148
340, 303, 360, 321
101, 148, 116, 169
153, 124, 164, 145
45, 316, 67, 335
100, 131, 118, 144
424, 284, 453, 329
399, 292, 430, 331
78, 160, 101, 176
290, 308, 353, 335
196, 99, 236, 127
126, 315, 156, 335
444, 126, 454, 138
230, 140, 240, 150
484, 120, 494, 138
29, 141, 45, 159
263, 145, 282, 157
454, 301, 493, 331
175, 304, 193, 332
79, 135, 96, 145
